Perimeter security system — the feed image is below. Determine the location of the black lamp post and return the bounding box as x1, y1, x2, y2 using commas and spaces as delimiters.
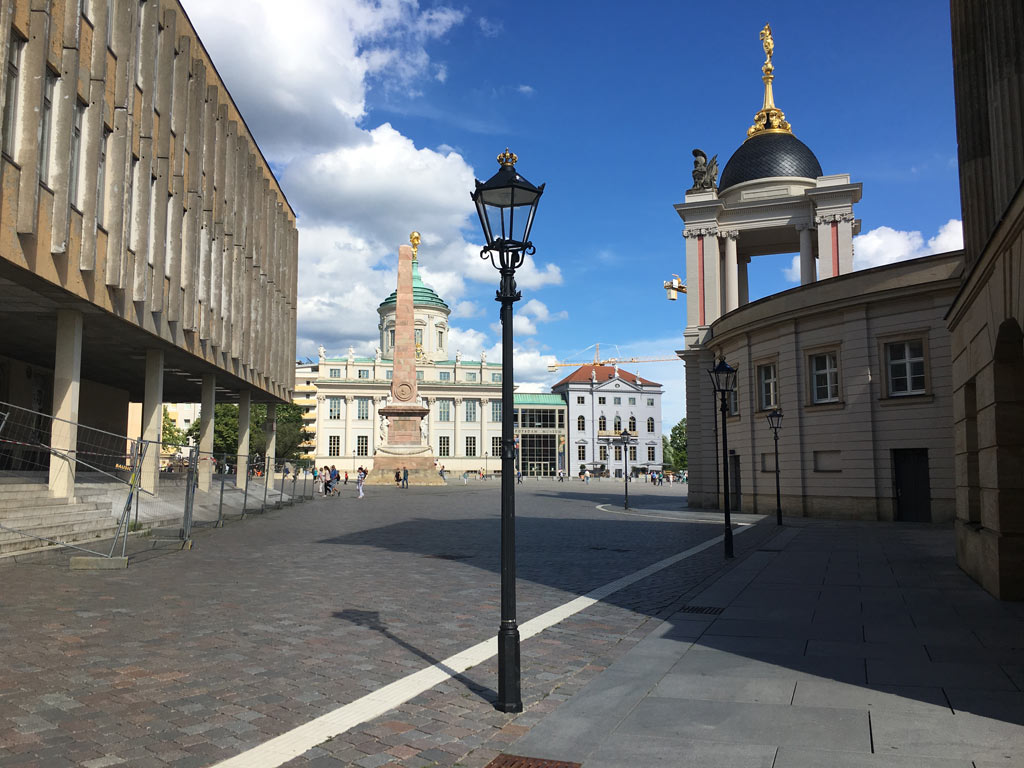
766, 408, 783, 526
472, 148, 544, 713
708, 358, 737, 558
621, 429, 631, 509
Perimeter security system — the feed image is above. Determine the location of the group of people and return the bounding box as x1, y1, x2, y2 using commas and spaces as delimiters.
313, 465, 367, 499
393, 467, 409, 488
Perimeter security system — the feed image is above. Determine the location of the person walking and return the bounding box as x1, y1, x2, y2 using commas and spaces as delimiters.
344, 471, 348, 485
516, 469, 523, 485
401, 466, 409, 489
357, 466, 365, 499
330, 465, 340, 496
394, 469, 401, 487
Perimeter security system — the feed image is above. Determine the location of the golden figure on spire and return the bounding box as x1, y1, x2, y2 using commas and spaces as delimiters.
410, 231, 421, 261
747, 22, 792, 139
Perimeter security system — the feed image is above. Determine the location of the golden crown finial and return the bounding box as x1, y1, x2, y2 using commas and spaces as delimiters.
497, 148, 518, 167
409, 231, 421, 260
747, 22, 792, 139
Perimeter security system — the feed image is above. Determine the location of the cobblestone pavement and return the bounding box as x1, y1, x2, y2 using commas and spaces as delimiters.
0, 479, 778, 767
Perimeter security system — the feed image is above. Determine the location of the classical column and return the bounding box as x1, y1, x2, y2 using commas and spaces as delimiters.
815, 214, 840, 279
49, 310, 83, 498
798, 224, 816, 285
425, 396, 434, 449
454, 397, 463, 457
314, 394, 326, 462
371, 396, 383, 454
237, 390, 251, 491
198, 374, 215, 491
738, 255, 750, 306
343, 395, 353, 457
480, 398, 489, 461
141, 349, 164, 494
265, 402, 277, 490
721, 231, 739, 312
836, 212, 855, 275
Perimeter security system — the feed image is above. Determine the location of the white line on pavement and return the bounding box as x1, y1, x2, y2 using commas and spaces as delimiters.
209, 526, 752, 768
596, 504, 759, 525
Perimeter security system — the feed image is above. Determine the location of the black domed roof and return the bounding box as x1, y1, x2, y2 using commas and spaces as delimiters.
719, 132, 822, 191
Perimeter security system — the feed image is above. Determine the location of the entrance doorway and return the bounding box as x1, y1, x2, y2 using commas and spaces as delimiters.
893, 448, 931, 522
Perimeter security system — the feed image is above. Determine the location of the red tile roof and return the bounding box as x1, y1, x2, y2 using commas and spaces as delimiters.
552, 364, 661, 389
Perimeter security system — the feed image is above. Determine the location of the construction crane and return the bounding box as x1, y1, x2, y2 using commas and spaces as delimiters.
547, 343, 680, 372
663, 274, 686, 300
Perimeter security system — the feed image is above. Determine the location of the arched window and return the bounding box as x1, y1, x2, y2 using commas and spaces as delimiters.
577, 415, 585, 431
628, 416, 636, 432
613, 416, 622, 431
598, 416, 607, 431
647, 417, 655, 433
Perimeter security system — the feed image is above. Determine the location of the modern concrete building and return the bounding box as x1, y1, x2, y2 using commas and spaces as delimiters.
679, 24, 960, 523
512, 393, 568, 477
552, 365, 664, 478
948, 0, 1024, 599
0, 0, 298, 508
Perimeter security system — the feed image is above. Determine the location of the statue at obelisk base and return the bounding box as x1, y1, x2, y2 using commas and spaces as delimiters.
365, 233, 444, 485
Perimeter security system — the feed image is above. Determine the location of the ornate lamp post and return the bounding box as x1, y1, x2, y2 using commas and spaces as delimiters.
621, 429, 631, 509
472, 148, 544, 713
708, 358, 737, 558
766, 408, 783, 526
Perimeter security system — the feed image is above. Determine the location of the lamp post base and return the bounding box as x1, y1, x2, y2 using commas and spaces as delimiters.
495, 625, 522, 713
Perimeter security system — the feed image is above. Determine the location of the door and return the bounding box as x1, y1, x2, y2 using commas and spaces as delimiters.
893, 449, 931, 522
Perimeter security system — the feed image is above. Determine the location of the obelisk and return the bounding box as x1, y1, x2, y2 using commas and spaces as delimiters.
368, 232, 442, 484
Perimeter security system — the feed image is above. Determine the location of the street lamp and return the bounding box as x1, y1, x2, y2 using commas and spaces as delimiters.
708, 358, 738, 558
472, 147, 544, 713
484, 451, 488, 478
766, 408, 783, 526
621, 429, 631, 509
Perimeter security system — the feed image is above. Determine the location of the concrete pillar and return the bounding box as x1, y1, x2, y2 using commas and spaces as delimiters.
237, 390, 251, 491
799, 225, 816, 285
198, 374, 215, 491
265, 402, 277, 490
141, 349, 164, 494
722, 232, 739, 312
48, 310, 83, 498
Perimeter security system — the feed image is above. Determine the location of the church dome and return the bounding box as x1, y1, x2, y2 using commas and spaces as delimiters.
378, 260, 449, 312
719, 131, 822, 192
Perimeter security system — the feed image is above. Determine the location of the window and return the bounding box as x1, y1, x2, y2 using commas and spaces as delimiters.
629, 445, 637, 461
357, 398, 370, 419
439, 371, 451, 381
466, 436, 477, 457
357, 369, 369, 379
438, 435, 450, 457
414, 328, 423, 347
38, 71, 56, 184
385, 370, 393, 380
328, 435, 340, 457
491, 400, 501, 422
598, 396, 606, 405
598, 416, 607, 431
727, 390, 739, 416
614, 445, 622, 461
328, 397, 341, 419
629, 397, 636, 405
416, 370, 424, 381
2, 35, 23, 156
438, 399, 451, 422
437, 330, 443, 348
465, 400, 477, 422
577, 396, 585, 404
389, 330, 395, 347
577, 415, 585, 431
647, 398, 654, 406
628, 416, 636, 431
492, 373, 502, 382
577, 445, 586, 461
492, 436, 501, 457
356, 435, 368, 456
466, 372, 477, 382
647, 417, 655, 433
613, 416, 622, 431
329, 368, 340, 378
647, 446, 656, 461
886, 340, 926, 396
810, 351, 840, 403
521, 409, 556, 429
69, 100, 85, 207
758, 363, 778, 410
613, 397, 621, 405
599, 445, 607, 461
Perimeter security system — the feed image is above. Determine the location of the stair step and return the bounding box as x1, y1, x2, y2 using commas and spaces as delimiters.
0, 504, 111, 525
0, 521, 122, 554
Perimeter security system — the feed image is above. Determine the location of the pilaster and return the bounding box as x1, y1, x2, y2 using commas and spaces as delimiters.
237, 390, 251, 491
198, 374, 215, 491
49, 310, 83, 499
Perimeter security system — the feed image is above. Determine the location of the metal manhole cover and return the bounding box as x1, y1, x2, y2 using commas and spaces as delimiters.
484, 755, 582, 768
678, 605, 724, 615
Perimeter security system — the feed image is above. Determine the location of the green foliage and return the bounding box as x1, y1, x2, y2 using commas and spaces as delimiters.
161, 406, 188, 449
663, 418, 687, 471
183, 402, 305, 462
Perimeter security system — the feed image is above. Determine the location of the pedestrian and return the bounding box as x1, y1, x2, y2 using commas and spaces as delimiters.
557, 469, 564, 482
402, 466, 409, 489
584, 469, 591, 484
516, 469, 523, 485
344, 470, 349, 485
463, 471, 468, 485
330, 465, 340, 496
395, 469, 401, 487
357, 466, 365, 499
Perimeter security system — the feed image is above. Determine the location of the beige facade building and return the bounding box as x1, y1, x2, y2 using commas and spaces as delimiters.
0, 0, 297, 501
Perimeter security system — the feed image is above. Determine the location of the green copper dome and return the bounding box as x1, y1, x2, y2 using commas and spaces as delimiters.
378, 260, 450, 312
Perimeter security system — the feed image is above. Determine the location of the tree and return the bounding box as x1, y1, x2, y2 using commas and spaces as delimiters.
183, 402, 305, 461
162, 406, 187, 450
664, 417, 687, 471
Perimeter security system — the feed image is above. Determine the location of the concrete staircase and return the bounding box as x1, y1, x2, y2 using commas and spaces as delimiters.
0, 479, 122, 556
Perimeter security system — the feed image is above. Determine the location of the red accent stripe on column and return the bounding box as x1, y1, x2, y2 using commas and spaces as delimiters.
698, 236, 705, 325
831, 222, 839, 277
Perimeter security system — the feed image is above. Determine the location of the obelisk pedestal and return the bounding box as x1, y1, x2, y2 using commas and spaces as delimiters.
366, 238, 443, 485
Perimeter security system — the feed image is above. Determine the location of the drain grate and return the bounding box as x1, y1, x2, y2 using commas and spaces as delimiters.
484, 755, 582, 768
678, 605, 725, 615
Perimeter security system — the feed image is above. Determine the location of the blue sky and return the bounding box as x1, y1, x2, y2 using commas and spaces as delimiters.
181, 0, 961, 428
